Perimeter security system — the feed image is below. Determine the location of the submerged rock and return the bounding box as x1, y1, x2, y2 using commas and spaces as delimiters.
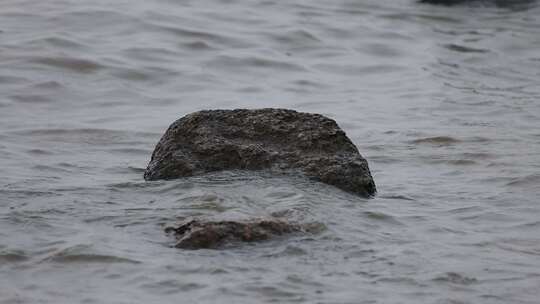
144, 108, 376, 196
165, 218, 303, 249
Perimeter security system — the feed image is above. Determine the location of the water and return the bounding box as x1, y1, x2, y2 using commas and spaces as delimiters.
1, 0, 540, 303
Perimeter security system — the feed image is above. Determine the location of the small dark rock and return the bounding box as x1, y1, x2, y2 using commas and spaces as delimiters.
166, 218, 303, 249
144, 108, 376, 196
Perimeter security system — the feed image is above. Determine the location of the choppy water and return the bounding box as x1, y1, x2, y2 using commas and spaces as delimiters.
1, 0, 540, 303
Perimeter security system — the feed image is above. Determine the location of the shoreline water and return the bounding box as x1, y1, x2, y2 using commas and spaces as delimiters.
1, 0, 540, 303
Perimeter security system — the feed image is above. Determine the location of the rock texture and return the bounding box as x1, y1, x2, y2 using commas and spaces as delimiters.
165, 219, 302, 249
144, 108, 376, 196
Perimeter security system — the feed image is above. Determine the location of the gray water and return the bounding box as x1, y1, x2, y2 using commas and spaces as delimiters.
1, 0, 540, 303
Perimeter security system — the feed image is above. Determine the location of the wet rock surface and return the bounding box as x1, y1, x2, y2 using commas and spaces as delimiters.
165, 218, 305, 249
144, 108, 376, 196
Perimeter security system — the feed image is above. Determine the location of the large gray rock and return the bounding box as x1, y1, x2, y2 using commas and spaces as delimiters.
144, 108, 376, 196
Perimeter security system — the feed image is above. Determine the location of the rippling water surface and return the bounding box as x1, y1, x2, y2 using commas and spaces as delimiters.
1, 0, 540, 303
